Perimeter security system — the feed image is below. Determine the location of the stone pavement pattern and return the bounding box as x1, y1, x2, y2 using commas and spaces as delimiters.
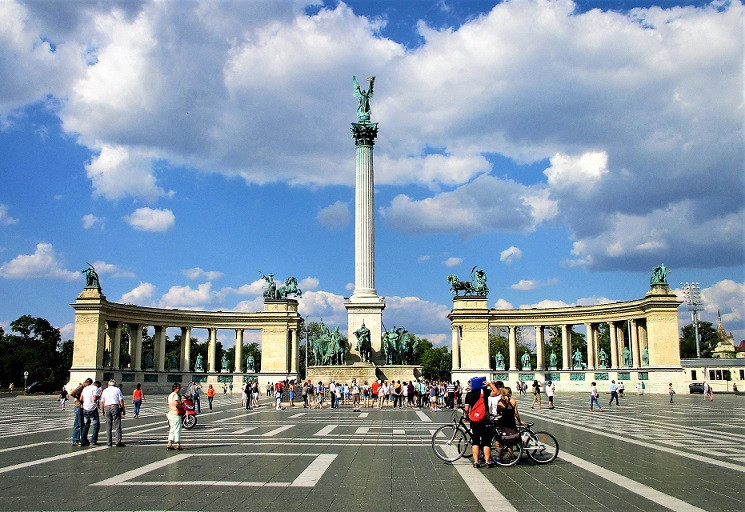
0, 391, 743, 512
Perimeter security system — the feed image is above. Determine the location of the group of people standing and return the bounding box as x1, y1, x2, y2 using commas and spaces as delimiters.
464, 378, 524, 469
69, 378, 127, 447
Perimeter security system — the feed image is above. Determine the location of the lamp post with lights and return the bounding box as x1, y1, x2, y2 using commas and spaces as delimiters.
680, 282, 703, 358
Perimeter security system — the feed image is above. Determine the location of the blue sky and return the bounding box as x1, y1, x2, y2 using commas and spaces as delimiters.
0, 0, 743, 349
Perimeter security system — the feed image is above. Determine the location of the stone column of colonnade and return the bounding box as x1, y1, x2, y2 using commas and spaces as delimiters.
129, 324, 142, 371
110, 322, 122, 368
508, 326, 518, 370
154, 326, 167, 372
235, 329, 244, 373
535, 326, 545, 370
451, 326, 461, 370
180, 327, 191, 372
631, 319, 641, 367
609, 321, 619, 368
290, 329, 298, 374
207, 328, 217, 372
585, 323, 595, 370
561, 325, 571, 370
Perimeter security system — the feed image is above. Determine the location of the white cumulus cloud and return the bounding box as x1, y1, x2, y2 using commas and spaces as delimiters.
125, 207, 175, 232
500, 246, 523, 264
0, 243, 79, 281
184, 267, 224, 281
121, 282, 156, 304
317, 201, 350, 229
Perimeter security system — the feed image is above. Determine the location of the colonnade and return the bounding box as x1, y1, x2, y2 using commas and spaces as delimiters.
100, 323, 295, 374
449, 283, 682, 387
68, 287, 301, 391
482, 320, 648, 371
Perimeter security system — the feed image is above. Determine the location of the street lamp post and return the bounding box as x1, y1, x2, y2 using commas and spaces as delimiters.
681, 282, 703, 358
304, 316, 309, 381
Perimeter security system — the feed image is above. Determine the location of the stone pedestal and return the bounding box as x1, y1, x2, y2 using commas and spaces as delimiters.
346, 297, 385, 363
308, 362, 379, 385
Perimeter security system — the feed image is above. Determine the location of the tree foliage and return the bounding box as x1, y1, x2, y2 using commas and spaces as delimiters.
0, 315, 71, 389
680, 321, 718, 358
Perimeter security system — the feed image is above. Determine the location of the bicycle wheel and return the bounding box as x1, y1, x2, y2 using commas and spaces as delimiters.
523, 431, 558, 464
432, 425, 469, 462
492, 440, 522, 467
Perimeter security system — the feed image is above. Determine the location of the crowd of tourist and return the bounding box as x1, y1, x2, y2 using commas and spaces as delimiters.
251, 378, 467, 411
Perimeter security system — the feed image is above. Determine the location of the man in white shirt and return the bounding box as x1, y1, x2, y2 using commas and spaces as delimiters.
100, 380, 126, 447
80, 380, 101, 445
329, 381, 337, 408
351, 379, 361, 412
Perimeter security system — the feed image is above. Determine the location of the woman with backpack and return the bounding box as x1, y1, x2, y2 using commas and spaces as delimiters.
464, 377, 500, 468
531, 380, 542, 409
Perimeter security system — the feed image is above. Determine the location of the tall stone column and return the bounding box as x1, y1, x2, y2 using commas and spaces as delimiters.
561, 324, 571, 370
630, 319, 640, 368
290, 329, 298, 373
235, 329, 244, 373
508, 326, 517, 371
609, 321, 619, 368
451, 326, 461, 369
535, 326, 545, 370
585, 323, 595, 370
181, 327, 191, 372
111, 322, 121, 369
130, 324, 142, 371
345, 119, 385, 361
154, 326, 167, 372
207, 328, 217, 372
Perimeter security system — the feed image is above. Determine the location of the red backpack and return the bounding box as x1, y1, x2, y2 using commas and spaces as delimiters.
468, 390, 487, 422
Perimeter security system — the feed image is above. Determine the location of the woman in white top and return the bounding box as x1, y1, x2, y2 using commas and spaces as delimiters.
167, 383, 183, 450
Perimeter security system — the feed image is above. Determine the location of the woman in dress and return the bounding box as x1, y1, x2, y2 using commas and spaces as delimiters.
132, 383, 144, 418
166, 383, 183, 450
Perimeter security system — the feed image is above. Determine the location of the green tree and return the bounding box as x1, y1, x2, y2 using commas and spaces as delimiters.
419, 345, 451, 381
0, 315, 70, 389
680, 321, 718, 358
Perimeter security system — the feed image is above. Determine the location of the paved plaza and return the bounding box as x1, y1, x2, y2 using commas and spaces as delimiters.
0, 390, 743, 512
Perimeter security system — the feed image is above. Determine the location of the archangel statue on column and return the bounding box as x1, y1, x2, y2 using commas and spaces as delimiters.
353, 75, 375, 123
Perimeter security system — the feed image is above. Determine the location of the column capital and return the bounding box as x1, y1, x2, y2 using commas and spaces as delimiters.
351, 122, 379, 146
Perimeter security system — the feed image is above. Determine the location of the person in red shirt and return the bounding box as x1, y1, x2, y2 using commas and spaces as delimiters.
207, 384, 216, 410
371, 380, 381, 407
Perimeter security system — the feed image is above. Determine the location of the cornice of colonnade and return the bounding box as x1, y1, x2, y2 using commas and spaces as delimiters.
450, 286, 682, 326
70, 294, 301, 330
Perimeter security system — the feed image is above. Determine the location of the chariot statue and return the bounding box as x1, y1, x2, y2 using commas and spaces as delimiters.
447, 266, 489, 296
260, 272, 302, 300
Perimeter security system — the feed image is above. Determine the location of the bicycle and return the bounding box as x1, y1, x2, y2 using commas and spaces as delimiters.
519, 422, 559, 464
431, 408, 523, 467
